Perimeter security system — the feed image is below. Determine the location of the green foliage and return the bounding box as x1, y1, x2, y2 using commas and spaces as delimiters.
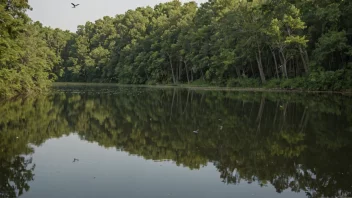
227, 78, 260, 88
264, 78, 282, 89
0, 1, 70, 99
189, 79, 209, 86
264, 68, 352, 91
1, 0, 352, 97
313, 31, 351, 69
280, 77, 306, 89
306, 68, 352, 91
49, 0, 351, 90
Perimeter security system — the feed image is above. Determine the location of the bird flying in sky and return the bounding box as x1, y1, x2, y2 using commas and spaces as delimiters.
71, 3, 79, 8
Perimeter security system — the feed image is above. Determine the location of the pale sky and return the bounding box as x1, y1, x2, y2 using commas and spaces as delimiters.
27, 0, 207, 32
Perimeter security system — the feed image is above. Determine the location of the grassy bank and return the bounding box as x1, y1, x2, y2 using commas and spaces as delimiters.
53, 68, 352, 94
52, 81, 352, 95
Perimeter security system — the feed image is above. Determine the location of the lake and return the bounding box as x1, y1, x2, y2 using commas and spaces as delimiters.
1, 84, 352, 198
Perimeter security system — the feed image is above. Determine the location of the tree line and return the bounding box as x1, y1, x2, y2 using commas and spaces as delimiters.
0, 0, 73, 98
53, 0, 352, 90
1, 0, 352, 98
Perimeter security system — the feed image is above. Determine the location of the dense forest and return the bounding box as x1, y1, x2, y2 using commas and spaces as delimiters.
1, 0, 352, 98
0, 0, 70, 98
1, 88, 352, 197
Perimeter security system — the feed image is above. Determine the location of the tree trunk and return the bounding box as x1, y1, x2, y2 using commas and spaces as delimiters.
201, 70, 205, 81
168, 54, 176, 84
184, 60, 190, 84
289, 59, 292, 77
178, 59, 182, 82
265, 56, 271, 78
279, 50, 288, 78
176, 59, 179, 83
250, 62, 254, 76
304, 49, 310, 69
271, 49, 279, 79
278, 52, 283, 75
299, 46, 309, 73
256, 45, 266, 83
295, 57, 299, 77
235, 66, 241, 78
191, 69, 194, 82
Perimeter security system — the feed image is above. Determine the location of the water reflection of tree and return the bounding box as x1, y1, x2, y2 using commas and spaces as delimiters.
0, 97, 70, 197
0, 113, 36, 198
1, 87, 352, 198
0, 156, 35, 198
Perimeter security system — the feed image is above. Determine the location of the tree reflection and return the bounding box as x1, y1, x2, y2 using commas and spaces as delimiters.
0, 156, 35, 198
0, 86, 352, 198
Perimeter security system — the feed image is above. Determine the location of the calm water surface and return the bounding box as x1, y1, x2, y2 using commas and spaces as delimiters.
1, 85, 352, 198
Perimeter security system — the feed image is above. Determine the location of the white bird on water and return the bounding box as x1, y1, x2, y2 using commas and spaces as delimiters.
193, 129, 199, 134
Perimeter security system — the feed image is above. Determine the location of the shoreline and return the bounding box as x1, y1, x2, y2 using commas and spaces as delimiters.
52, 82, 352, 95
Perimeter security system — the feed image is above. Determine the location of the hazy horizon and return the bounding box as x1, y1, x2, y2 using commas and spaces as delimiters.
27, 0, 207, 32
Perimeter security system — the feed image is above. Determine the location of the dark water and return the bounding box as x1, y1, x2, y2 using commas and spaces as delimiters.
1, 85, 352, 198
